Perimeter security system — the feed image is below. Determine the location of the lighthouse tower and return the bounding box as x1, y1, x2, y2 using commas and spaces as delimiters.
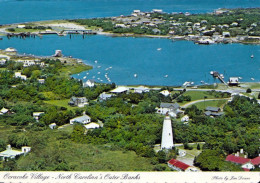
161, 114, 174, 150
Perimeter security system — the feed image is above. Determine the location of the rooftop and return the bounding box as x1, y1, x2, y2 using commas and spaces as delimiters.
168, 159, 190, 170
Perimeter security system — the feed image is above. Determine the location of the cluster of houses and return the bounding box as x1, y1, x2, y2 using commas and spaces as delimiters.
109, 9, 259, 44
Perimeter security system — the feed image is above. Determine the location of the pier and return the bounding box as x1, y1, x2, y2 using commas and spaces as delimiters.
62, 29, 97, 35
211, 71, 228, 86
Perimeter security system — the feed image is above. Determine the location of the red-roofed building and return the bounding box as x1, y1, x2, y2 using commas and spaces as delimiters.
225, 154, 259, 170
252, 156, 260, 167
168, 159, 199, 172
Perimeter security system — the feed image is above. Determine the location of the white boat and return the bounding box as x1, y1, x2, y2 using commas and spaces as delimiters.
134, 74, 138, 78
97, 72, 101, 74
94, 60, 98, 63
164, 75, 168, 78
86, 73, 89, 75
83, 76, 86, 79
157, 48, 162, 51
97, 66, 101, 68
109, 66, 112, 69
251, 78, 255, 81
92, 76, 96, 78
238, 77, 242, 80
210, 71, 214, 75
251, 54, 254, 58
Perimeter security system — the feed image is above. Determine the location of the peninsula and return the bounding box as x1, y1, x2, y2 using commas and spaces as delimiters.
0, 8, 259, 44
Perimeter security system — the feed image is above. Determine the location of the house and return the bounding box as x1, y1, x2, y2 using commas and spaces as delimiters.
110, 86, 129, 94
84, 122, 100, 129
49, 123, 57, 129
158, 102, 180, 117
68, 96, 88, 107
225, 153, 260, 171
0, 107, 11, 115
160, 90, 170, 97
14, 72, 27, 80
17, 24, 26, 28
70, 115, 91, 125
0, 145, 31, 161
99, 92, 114, 101
152, 9, 163, 13
152, 28, 161, 34
222, 32, 231, 37
83, 79, 95, 87
133, 86, 150, 93
33, 112, 44, 122
204, 106, 224, 117
181, 115, 189, 122
5, 47, 17, 53
168, 159, 199, 172
228, 77, 239, 86
38, 79, 45, 84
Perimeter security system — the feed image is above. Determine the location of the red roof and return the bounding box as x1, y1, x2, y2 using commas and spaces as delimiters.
251, 156, 260, 165
243, 168, 250, 171
225, 154, 250, 165
168, 159, 190, 170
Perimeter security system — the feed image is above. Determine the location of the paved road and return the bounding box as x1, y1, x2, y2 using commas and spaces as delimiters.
181, 98, 230, 108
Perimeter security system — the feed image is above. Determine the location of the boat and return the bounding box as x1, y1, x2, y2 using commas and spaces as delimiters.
97, 72, 100, 74
251, 54, 254, 58
164, 75, 168, 78
97, 66, 101, 68
83, 76, 86, 79
210, 71, 214, 75
94, 60, 98, 63
220, 74, 224, 79
251, 78, 255, 81
157, 48, 162, 51
238, 77, 242, 80
92, 76, 96, 78
134, 74, 138, 78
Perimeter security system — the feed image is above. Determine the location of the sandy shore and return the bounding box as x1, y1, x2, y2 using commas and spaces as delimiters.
45, 23, 86, 30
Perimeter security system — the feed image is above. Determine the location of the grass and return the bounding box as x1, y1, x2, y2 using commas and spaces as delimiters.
58, 64, 92, 77
44, 99, 78, 111
193, 99, 228, 110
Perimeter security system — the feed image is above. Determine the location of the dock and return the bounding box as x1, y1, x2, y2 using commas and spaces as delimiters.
211, 71, 228, 85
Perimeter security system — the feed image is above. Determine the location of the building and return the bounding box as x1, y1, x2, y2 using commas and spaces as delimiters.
160, 90, 170, 97
158, 102, 180, 117
168, 159, 199, 172
110, 86, 129, 94
33, 112, 45, 122
14, 72, 27, 80
133, 86, 150, 93
70, 115, 91, 125
98, 92, 114, 101
0, 145, 31, 161
0, 107, 11, 115
228, 77, 239, 86
38, 79, 45, 84
161, 115, 174, 150
83, 79, 95, 87
225, 153, 260, 171
204, 106, 224, 117
68, 96, 88, 107
181, 115, 189, 122
53, 50, 62, 57
84, 122, 100, 129
49, 123, 57, 129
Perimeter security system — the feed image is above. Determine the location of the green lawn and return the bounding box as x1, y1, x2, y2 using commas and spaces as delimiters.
44, 99, 78, 111
193, 99, 228, 110
58, 64, 92, 77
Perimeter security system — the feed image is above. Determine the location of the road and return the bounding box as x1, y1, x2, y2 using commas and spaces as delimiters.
181, 98, 230, 108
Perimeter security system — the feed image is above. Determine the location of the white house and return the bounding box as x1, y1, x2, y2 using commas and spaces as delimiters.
5, 47, 17, 53
33, 112, 44, 122
99, 92, 114, 101
38, 79, 45, 84
83, 79, 95, 87
157, 102, 180, 117
70, 115, 91, 125
49, 123, 57, 129
160, 90, 170, 97
181, 115, 189, 122
84, 122, 100, 129
133, 86, 150, 93
110, 86, 129, 94
0, 145, 31, 161
0, 107, 10, 115
14, 72, 27, 80
226, 153, 260, 171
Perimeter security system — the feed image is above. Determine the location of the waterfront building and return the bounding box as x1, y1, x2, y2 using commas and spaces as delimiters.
161, 115, 174, 150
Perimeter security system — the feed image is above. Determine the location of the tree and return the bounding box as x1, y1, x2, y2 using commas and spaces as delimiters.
246, 88, 252, 93
197, 143, 201, 150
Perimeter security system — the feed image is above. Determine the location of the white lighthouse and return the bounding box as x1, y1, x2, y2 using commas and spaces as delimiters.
161, 114, 174, 150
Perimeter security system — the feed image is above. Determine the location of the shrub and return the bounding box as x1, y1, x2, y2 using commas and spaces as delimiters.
246, 88, 252, 93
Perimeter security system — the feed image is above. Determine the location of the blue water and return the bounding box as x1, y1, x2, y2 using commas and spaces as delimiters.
0, 0, 259, 85
0, 0, 260, 24
0, 35, 259, 86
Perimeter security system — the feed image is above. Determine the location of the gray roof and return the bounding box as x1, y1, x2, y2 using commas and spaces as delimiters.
71, 115, 91, 123
205, 106, 220, 112
160, 103, 179, 109
99, 93, 113, 100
